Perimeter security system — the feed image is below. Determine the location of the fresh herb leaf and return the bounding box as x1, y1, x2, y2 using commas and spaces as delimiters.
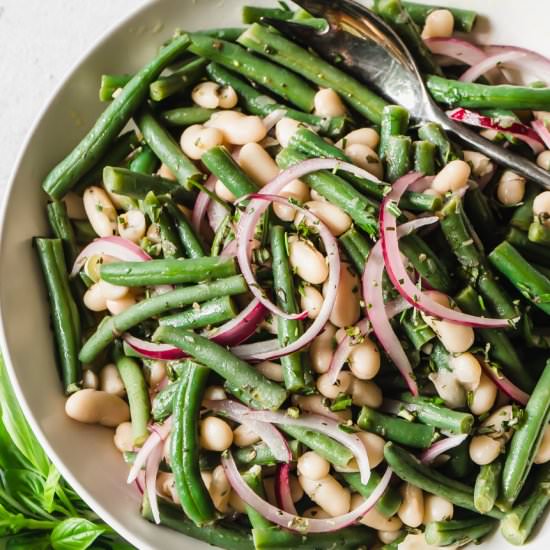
50, 518, 108, 550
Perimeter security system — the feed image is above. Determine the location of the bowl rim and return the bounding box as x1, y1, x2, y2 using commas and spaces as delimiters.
0, 1, 158, 548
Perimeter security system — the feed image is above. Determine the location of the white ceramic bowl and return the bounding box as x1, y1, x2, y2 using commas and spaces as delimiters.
1, 1, 549, 549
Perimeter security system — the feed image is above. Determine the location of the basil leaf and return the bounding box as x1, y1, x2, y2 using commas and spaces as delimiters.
6, 532, 51, 550
43, 464, 61, 514
51, 518, 107, 550
3, 469, 51, 520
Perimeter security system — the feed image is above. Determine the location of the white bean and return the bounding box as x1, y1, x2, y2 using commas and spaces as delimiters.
463, 150, 494, 180
537, 150, 550, 171
399, 533, 441, 550
324, 263, 360, 328
351, 494, 402, 530
218, 85, 238, 109
106, 295, 136, 315
238, 143, 278, 186
534, 425, 550, 464
63, 192, 87, 219
429, 369, 466, 409
146, 222, 162, 243
298, 451, 331, 480
431, 160, 471, 194
233, 424, 261, 447
338, 128, 380, 150
147, 361, 167, 388
206, 110, 267, 145
156, 472, 175, 500
350, 379, 383, 408
316, 371, 353, 400
82, 369, 99, 390
450, 352, 481, 391
303, 506, 331, 519
117, 210, 146, 243
293, 394, 352, 422
99, 364, 126, 397
497, 170, 526, 206
180, 124, 225, 160
469, 372, 497, 415
275, 117, 302, 148
202, 385, 227, 402
423, 495, 454, 523
533, 191, 550, 226
348, 337, 380, 380
398, 483, 424, 528
314, 88, 347, 118
481, 405, 514, 439
288, 236, 328, 284
294, 200, 352, 237
469, 434, 502, 465
357, 432, 385, 468
97, 280, 129, 300
263, 477, 277, 506
200, 416, 233, 451
421, 9, 454, 39
65, 389, 129, 427
229, 490, 247, 513
83, 283, 108, 312
209, 465, 232, 513
273, 178, 310, 221
255, 361, 284, 382
300, 285, 324, 319
378, 530, 404, 545
344, 143, 383, 179
158, 164, 176, 181
192, 81, 221, 109
299, 474, 351, 517
215, 179, 236, 203
83, 186, 117, 237
113, 422, 134, 453
309, 324, 336, 374
534, 111, 550, 124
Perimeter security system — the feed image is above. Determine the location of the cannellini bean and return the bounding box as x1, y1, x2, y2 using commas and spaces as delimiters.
421, 9, 454, 39
163, 435, 172, 465
147, 361, 167, 388
146, 222, 162, 243
299, 474, 351, 517
202, 385, 227, 402
158, 164, 176, 181
215, 179, 236, 203
293, 394, 352, 421
192, 81, 221, 109
357, 432, 385, 468
82, 369, 99, 390
83, 186, 117, 237
300, 285, 324, 319
238, 143, 278, 186
480, 129, 500, 142
338, 128, 380, 150
206, 110, 267, 144
288, 236, 329, 284
316, 371, 353, 399
97, 280, 129, 300
537, 150, 550, 171
399, 533, 444, 550
180, 124, 225, 160
310, 189, 328, 202
351, 494, 402, 530
450, 352, 481, 391
64, 192, 87, 219
324, 264, 360, 327
83, 283, 108, 312
398, 483, 424, 528
218, 85, 238, 109
201, 471, 213, 491
65, 389, 129, 427
469, 434, 502, 465
156, 472, 175, 500
298, 451, 331, 480
481, 405, 514, 439
233, 424, 261, 447
294, 200, 352, 236
263, 477, 277, 506
469, 372, 497, 415
273, 178, 310, 221
344, 143, 383, 179
255, 361, 284, 382
106, 295, 136, 315
303, 506, 331, 519
429, 370, 466, 409
534, 111, 550, 124
229, 490, 247, 513
200, 416, 234, 451
431, 160, 471, 194
309, 324, 336, 374
497, 170, 525, 206
314, 88, 347, 117
348, 337, 380, 380
350, 379, 383, 408
117, 210, 146, 243
378, 530, 404, 545
99, 364, 126, 397
209, 465, 232, 513
463, 150, 494, 180
533, 191, 550, 225
535, 425, 550, 464
423, 495, 454, 523
275, 117, 302, 148
113, 422, 134, 453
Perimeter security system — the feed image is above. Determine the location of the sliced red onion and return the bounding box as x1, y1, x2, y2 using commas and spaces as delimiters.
145, 441, 164, 524
220, 239, 238, 257
207, 197, 230, 234
484, 45, 550, 83
380, 173, 515, 329
532, 119, 550, 150
263, 109, 287, 131
480, 361, 529, 405
407, 175, 434, 192
240, 410, 370, 484
71, 235, 151, 277
192, 173, 216, 234
448, 108, 544, 154
275, 463, 297, 515
223, 452, 392, 533
135, 471, 145, 495
420, 434, 469, 464
124, 334, 186, 361
205, 399, 291, 463
460, 50, 529, 83
424, 37, 487, 67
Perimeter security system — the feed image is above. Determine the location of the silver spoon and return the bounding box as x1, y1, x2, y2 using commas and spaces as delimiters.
263, 0, 550, 189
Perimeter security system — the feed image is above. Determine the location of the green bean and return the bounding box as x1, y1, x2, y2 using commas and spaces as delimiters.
402, 1, 477, 32
152, 380, 180, 422
343, 471, 402, 518
205, 63, 347, 138
443, 438, 475, 480
42, 34, 190, 199
271, 225, 312, 393
99, 74, 132, 102
79, 275, 247, 363
159, 295, 236, 329
384, 442, 504, 518
339, 230, 368, 274
36, 239, 81, 393
195, 27, 246, 42
385, 135, 412, 182
234, 440, 301, 467
413, 140, 436, 175
425, 517, 497, 546
474, 458, 502, 514
501, 462, 550, 545
506, 226, 550, 267
73, 220, 96, 244
47, 200, 79, 265
380, 105, 410, 160
502, 360, 550, 506
128, 144, 159, 175
153, 327, 288, 410
510, 183, 538, 231
150, 58, 207, 102
189, 34, 316, 112
238, 24, 388, 124
201, 146, 258, 199
528, 220, 550, 245
241, 5, 293, 24
135, 107, 202, 191
373, 0, 442, 75
418, 122, 459, 164
400, 311, 435, 350
115, 355, 150, 446
242, 465, 272, 530
160, 107, 218, 127
464, 182, 500, 249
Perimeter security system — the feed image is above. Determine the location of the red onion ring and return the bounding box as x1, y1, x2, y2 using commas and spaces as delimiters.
420, 434, 469, 464
275, 463, 298, 515
531, 120, 550, 150
480, 360, 529, 405
262, 109, 287, 131
145, 441, 164, 524
460, 50, 529, 83
223, 453, 392, 533
484, 45, 550, 83
192, 173, 216, 234
425, 37, 487, 67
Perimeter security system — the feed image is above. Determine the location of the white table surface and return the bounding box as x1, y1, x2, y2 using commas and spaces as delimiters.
0, 0, 151, 201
